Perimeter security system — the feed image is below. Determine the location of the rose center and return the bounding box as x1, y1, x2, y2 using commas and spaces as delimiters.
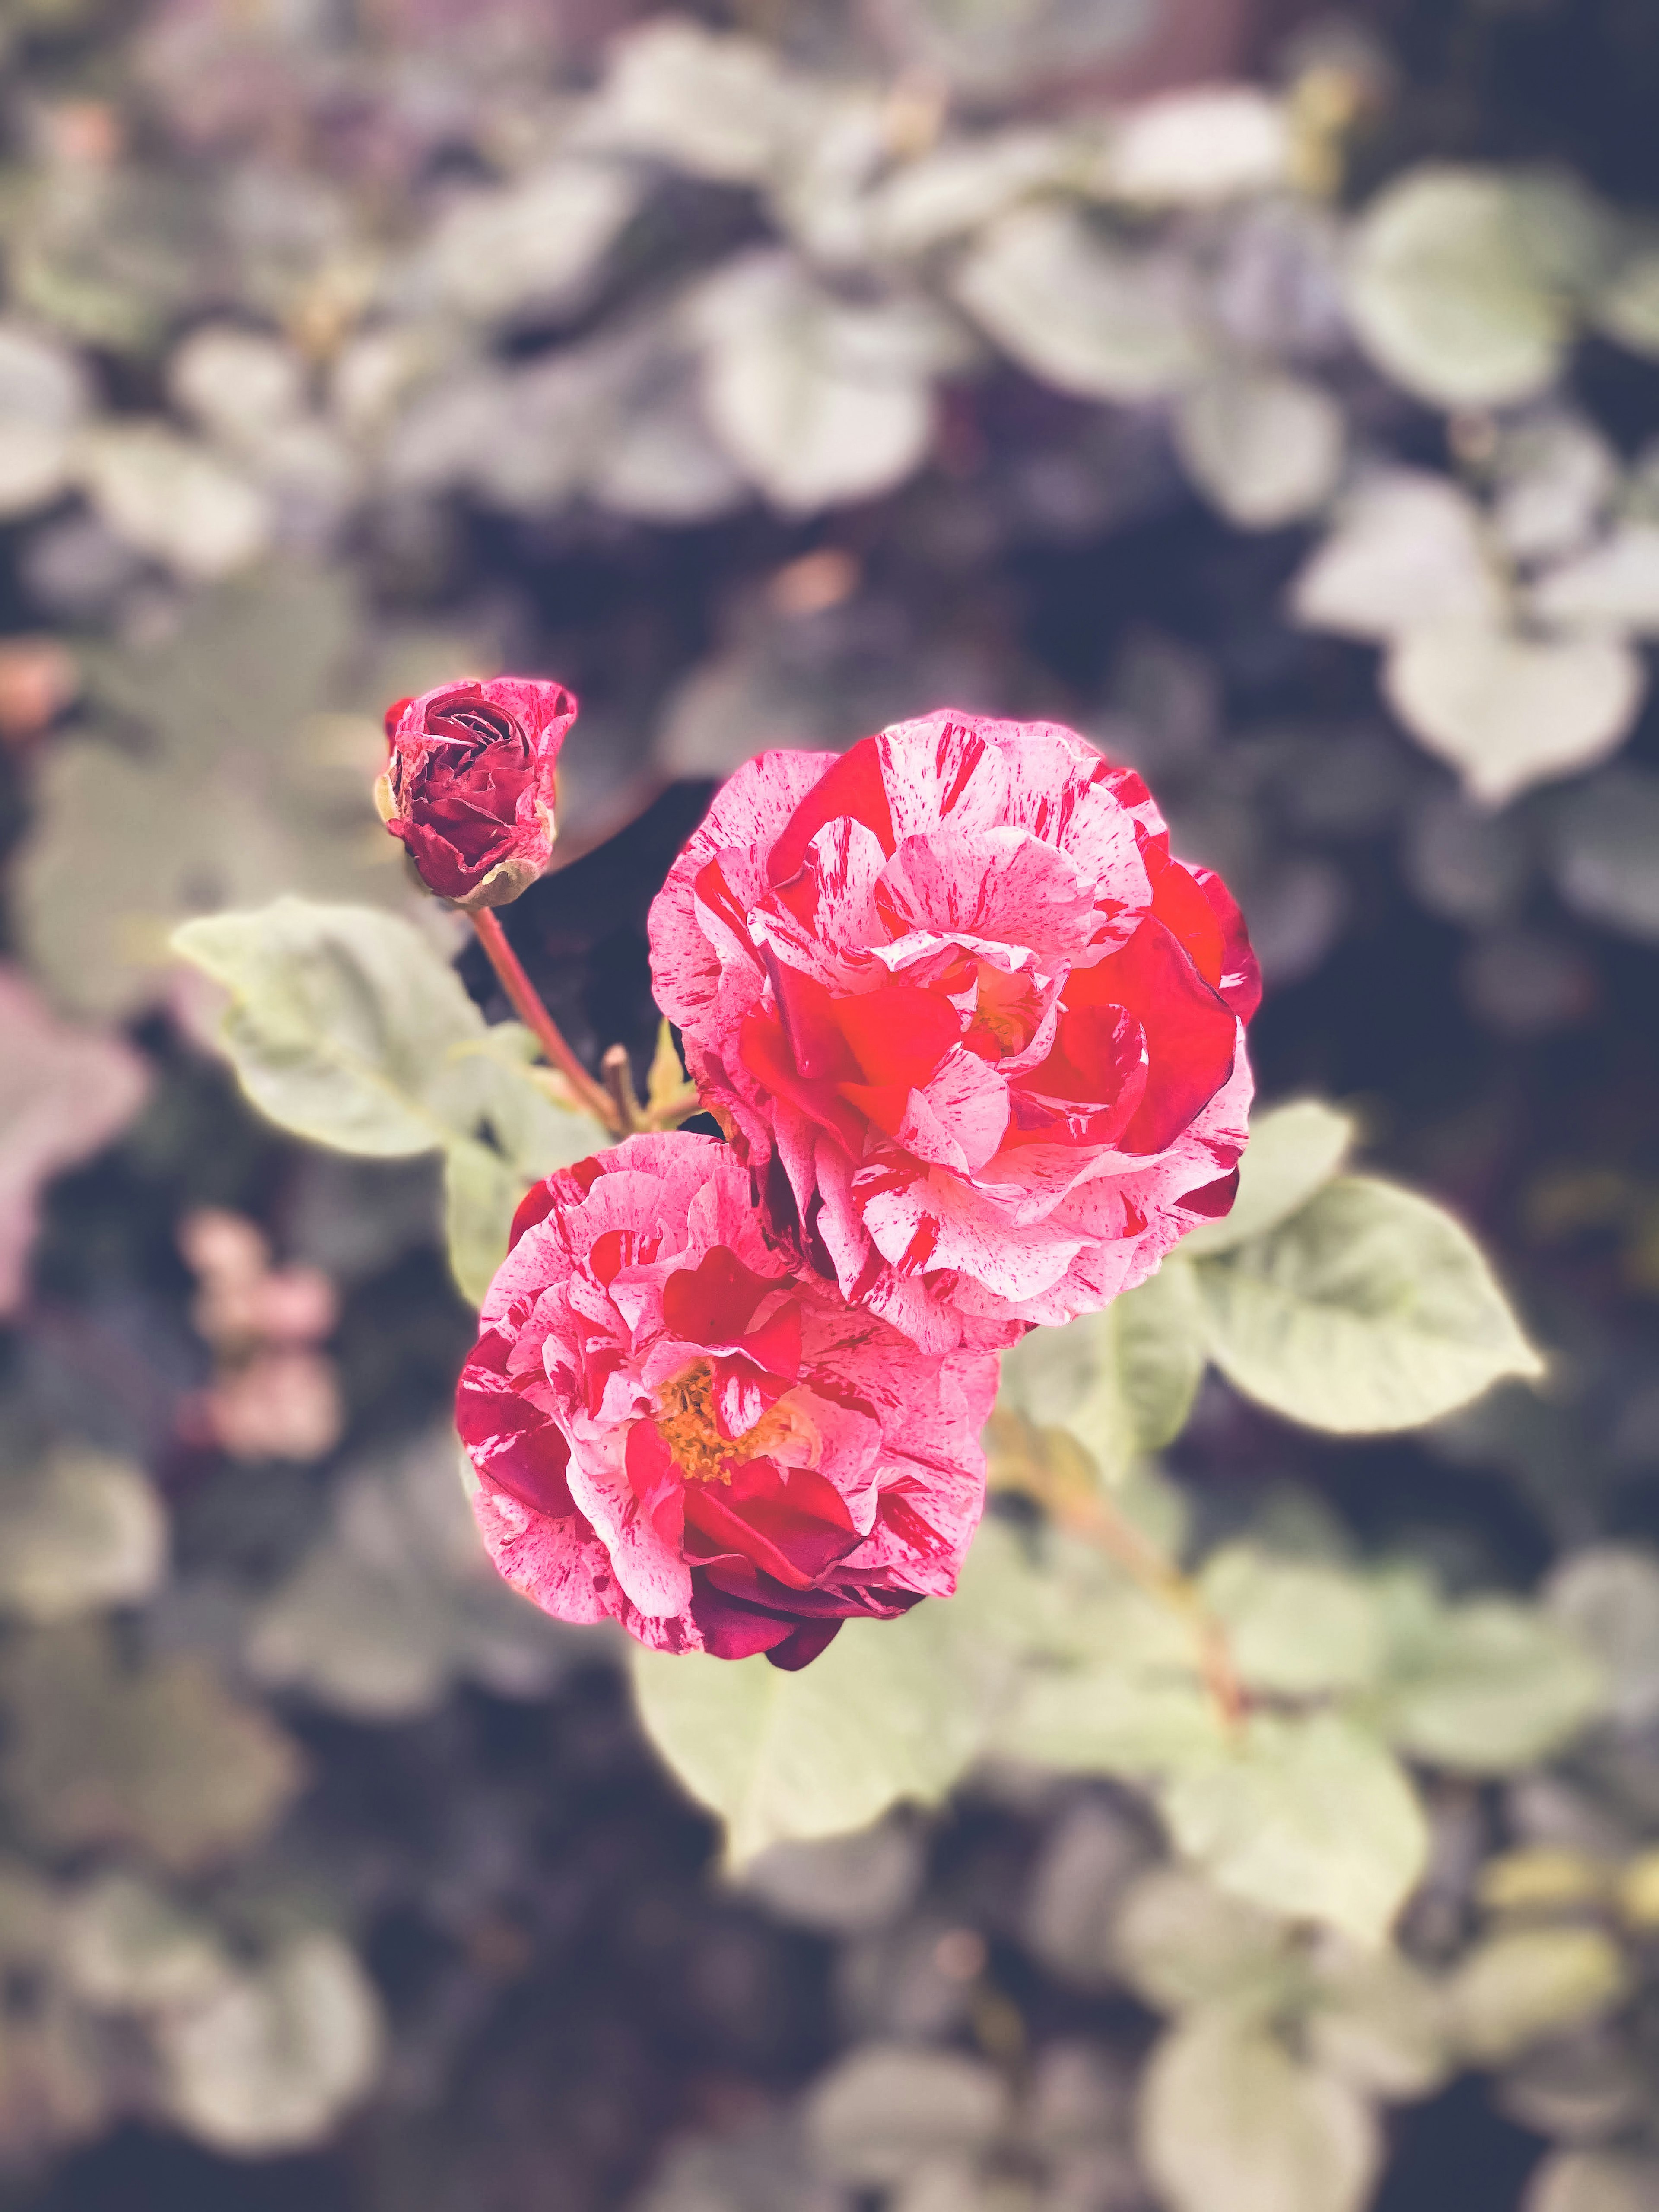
654, 1359, 790, 1484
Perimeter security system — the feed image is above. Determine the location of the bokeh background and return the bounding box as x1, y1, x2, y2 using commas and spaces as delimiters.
2, 0, 1659, 2207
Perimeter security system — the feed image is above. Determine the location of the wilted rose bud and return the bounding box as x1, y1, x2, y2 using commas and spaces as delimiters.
376, 676, 578, 912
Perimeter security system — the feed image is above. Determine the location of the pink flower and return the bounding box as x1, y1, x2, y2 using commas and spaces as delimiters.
378, 676, 578, 911
648, 712, 1258, 1351
455, 1132, 999, 1669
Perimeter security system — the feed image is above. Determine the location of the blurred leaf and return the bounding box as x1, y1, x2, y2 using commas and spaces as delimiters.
1181, 1098, 1356, 1259
1545, 1543, 1659, 1727
0, 321, 90, 517
1345, 166, 1588, 408
1192, 1175, 1544, 1434
0, 1442, 165, 1621
1369, 1584, 1606, 1774
0, 965, 150, 1313
1590, 247, 1659, 358
415, 161, 640, 324
954, 204, 1211, 401
1158, 1712, 1427, 1945
1531, 523, 1659, 636
1491, 413, 1618, 564
62, 1874, 231, 2014
997, 1259, 1205, 1482
1139, 2014, 1380, 2212
1549, 769, 1659, 944
1306, 1941, 1450, 2101
1173, 370, 1344, 530
74, 423, 271, 581
630, 1519, 1037, 1863
867, 128, 1075, 258
1384, 620, 1644, 808
249, 1426, 578, 1720
0, 1621, 304, 1873
1526, 2152, 1659, 2212
1446, 1928, 1628, 2066
1291, 470, 1503, 642
442, 1139, 530, 1307
13, 566, 399, 1019
1199, 1545, 1382, 1697
155, 1931, 382, 2154
1112, 1865, 1294, 2017
876, 0, 1152, 99
1098, 87, 1290, 208
690, 254, 944, 512
585, 17, 796, 184
804, 2044, 1007, 2186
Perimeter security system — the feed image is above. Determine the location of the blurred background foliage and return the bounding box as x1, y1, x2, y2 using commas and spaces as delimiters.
2, 0, 1659, 2206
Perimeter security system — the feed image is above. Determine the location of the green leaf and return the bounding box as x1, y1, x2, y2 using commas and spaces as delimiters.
1446, 1928, 1628, 2066
74, 422, 270, 581
1591, 245, 1659, 358
804, 2044, 1008, 2186
1531, 522, 1659, 637
629, 1521, 1033, 1863
1173, 371, 1344, 530
1291, 470, 1503, 644
154, 1932, 382, 2155
1158, 1712, 1427, 1945
0, 320, 89, 516
589, 17, 796, 185
1345, 166, 1583, 408
1191, 1173, 1544, 1435
1550, 769, 1659, 945
0, 1621, 303, 1874
953, 203, 1211, 402
997, 1259, 1205, 1480
61, 1874, 231, 2013
442, 1140, 528, 1307
1112, 1865, 1294, 2017
1181, 1099, 1356, 1258
1367, 1586, 1606, 1774
1526, 2152, 1659, 2212
0, 1441, 165, 1622
1139, 2014, 1380, 2212
1305, 1941, 1450, 2101
418, 161, 640, 324
174, 898, 491, 1157
1383, 620, 1644, 808
1199, 1545, 1383, 1697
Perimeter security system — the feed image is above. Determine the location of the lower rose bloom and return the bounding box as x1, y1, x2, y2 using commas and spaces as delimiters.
649, 710, 1258, 1352
456, 1132, 999, 1669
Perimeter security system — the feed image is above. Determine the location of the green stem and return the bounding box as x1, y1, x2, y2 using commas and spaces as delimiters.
470, 909, 620, 1135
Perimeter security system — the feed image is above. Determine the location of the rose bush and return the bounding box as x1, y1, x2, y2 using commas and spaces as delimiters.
455, 1131, 999, 1669
377, 676, 578, 911
649, 712, 1258, 1351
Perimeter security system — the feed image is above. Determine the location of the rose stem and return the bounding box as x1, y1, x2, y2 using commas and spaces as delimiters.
1064, 1484, 1246, 1731
600, 1044, 644, 1135
470, 909, 621, 1135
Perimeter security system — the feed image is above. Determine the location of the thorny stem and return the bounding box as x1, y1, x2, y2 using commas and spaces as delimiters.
470, 909, 621, 1135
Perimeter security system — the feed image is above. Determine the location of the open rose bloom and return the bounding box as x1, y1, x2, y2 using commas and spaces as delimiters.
378, 675, 578, 911
650, 712, 1258, 1351
456, 1133, 999, 1669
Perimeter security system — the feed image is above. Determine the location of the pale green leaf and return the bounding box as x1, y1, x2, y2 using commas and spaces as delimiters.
1173, 371, 1344, 530
1099, 86, 1290, 207
0, 1443, 165, 1621
1383, 620, 1644, 807
1180, 1098, 1356, 1258
1370, 1592, 1606, 1774
1112, 1865, 1294, 2016
1290, 470, 1503, 644
0, 321, 89, 516
155, 1932, 382, 2155
1159, 1712, 1428, 1945
1345, 166, 1577, 408
1526, 2152, 1659, 2212
1199, 1545, 1383, 1697
418, 161, 639, 323
630, 1522, 1039, 1863
1531, 522, 1659, 637
442, 1139, 529, 1306
1550, 769, 1659, 945
74, 422, 270, 581
61, 1874, 231, 2014
1004, 1662, 1226, 1777
867, 128, 1074, 258
1591, 247, 1659, 358
1139, 2015, 1380, 2212
1305, 1940, 1450, 2100
588, 17, 796, 184
1192, 1174, 1544, 1435
1446, 1928, 1628, 2066
997, 1261, 1205, 1481
172, 897, 489, 1157
691, 254, 941, 512
876, 0, 1151, 99
804, 2045, 1007, 2186
953, 203, 1211, 402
